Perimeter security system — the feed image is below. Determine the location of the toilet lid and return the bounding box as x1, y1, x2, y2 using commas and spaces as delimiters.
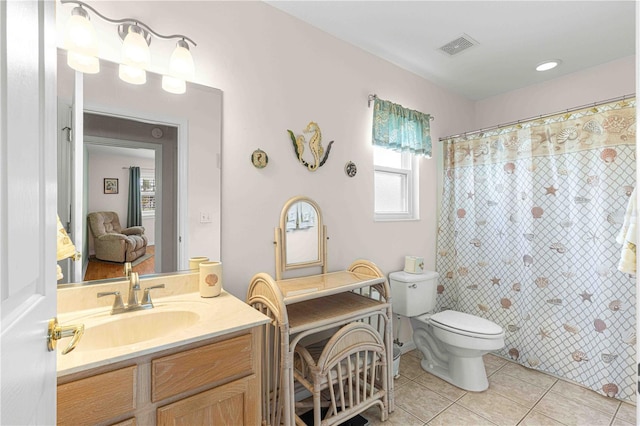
430, 310, 504, 336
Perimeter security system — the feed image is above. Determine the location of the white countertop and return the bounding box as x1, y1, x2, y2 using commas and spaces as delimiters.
57, 290, 269, 377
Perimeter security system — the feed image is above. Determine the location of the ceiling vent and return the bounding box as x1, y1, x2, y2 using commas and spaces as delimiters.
438, 34, 478, 56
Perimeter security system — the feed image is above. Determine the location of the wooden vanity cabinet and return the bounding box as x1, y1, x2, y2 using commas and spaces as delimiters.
57, 327, 261, 426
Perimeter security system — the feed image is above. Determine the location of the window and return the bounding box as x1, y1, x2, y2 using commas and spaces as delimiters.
374, 146, 418, 221
140, 173, 156, 217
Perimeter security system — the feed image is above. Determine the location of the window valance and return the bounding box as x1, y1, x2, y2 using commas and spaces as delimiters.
372, 98, 432, 157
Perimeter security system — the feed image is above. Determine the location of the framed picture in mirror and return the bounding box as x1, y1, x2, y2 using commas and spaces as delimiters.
104, 178, 118, 194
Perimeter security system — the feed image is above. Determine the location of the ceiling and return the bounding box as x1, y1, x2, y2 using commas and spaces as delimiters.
266, 1, 636, 101
87, 144, 155, 160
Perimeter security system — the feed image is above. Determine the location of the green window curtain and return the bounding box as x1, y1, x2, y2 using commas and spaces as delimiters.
127, 166, 142, 227
372, 98, 432, 157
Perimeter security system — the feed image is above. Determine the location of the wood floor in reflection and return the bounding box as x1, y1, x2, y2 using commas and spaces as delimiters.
83, 245, 155, 281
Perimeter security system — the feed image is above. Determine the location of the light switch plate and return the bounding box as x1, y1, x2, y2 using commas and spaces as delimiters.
200, 211, 212, 223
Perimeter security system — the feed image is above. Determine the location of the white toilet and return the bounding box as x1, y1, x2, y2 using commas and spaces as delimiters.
389, 270, 505, 392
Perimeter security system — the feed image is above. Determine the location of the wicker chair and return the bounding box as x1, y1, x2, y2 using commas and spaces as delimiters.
293, 322, 388, 426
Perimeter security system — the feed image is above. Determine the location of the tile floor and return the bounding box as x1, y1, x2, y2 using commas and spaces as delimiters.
363, 350, 636, 426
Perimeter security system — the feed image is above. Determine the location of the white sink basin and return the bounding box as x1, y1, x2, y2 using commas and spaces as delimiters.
75, 310, 200, 351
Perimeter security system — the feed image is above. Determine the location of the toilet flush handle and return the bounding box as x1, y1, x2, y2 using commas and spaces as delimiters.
409, 284, 417, 289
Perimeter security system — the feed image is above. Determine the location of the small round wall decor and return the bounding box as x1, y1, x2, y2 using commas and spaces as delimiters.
251, 149, 269, 169
345, 161, 357, 177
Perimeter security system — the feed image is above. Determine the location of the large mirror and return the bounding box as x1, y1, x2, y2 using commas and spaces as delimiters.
275, 196, 326, 280
57, 50, 221, 285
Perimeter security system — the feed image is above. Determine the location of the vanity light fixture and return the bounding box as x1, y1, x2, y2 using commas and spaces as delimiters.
119, 24, 151, 85
64, 5, 100, 73
535, 60, 561, 71
61, 0, 197, 93
162, 40, 195, 94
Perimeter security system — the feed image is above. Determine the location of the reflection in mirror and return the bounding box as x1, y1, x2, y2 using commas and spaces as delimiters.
57, 50, 221, 285
276, 196, 326, 280
285, 201, 319, 264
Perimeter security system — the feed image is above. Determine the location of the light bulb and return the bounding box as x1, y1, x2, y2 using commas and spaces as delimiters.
67, 51, 100, 74
162, 75, 186, 94
121, 25, 150, 68
65, 6, 99, 73
65, 7, 98, 57
535, 60, 561, 72
119, 64, 147, 85
168, 40, 195, 81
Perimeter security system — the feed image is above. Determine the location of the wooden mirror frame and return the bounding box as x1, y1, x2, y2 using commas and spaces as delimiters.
274, 196, 327, 280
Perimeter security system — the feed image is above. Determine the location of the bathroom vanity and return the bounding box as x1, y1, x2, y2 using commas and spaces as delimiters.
246, 197, 394, 425
56, 273, 269, 425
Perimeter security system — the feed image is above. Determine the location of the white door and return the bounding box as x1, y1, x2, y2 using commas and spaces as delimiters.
0, 0, 58, 424
70, 72, 84, 283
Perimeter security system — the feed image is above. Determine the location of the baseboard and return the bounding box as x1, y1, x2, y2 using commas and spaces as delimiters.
398, 340, 416, 354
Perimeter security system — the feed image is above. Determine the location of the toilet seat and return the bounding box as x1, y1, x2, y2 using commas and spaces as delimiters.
417, 310, 504, 339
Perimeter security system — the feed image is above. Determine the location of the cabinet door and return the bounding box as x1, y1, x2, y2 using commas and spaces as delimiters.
156, 375, 258, 426
57, 366, 137, 426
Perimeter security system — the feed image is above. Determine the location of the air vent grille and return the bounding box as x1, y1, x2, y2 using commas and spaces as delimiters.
439, 34, 477, 56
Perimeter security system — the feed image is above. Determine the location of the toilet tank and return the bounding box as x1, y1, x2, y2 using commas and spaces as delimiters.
389, 270, 439, 317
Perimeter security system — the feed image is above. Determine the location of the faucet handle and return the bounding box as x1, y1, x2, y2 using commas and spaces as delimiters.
123, 262, 132, 277
97, 291, 125, 313
141, 284, 165, 307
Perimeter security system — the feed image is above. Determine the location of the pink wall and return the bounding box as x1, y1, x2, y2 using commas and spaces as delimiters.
474, 56, 636, 131
56, 2, 635, 301
90, 1, 473, 297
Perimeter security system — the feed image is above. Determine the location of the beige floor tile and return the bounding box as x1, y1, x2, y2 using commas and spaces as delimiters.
458, 388, 530, 426
518, 410, 566, 426
484, 353, 508, 376
489, 370, 547, 408
394, 372, 411, 388
407, 349, 421, 359
534, 391, 615, 425
499, 362, 557, 390
361, 406, 425, 426
550, 380, 620, 416
394, 380, 453, 423
428, 403, 497, 425
413, 372, 467, 402
399, 353, 427, 380
615, 402, 637, 424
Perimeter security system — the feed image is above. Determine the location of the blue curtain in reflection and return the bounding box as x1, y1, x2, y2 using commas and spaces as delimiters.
372, 97, 432, 157
127, 166, 142, 227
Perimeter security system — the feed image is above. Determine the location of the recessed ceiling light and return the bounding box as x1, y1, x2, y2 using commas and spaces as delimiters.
536, 60, 561, 71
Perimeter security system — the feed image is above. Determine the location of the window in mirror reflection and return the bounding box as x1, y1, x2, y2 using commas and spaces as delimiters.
140, 173, 156, 217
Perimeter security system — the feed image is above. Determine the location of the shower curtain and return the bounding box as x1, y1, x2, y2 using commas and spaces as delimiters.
436, 98, 636, 402
127, 166, 142, 227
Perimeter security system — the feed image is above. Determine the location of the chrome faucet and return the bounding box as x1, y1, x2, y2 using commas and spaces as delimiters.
97, 272, 165, 315
127, 272, 141, 307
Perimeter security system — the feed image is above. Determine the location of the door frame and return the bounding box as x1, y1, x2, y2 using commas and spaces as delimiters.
71, 100, 188, 276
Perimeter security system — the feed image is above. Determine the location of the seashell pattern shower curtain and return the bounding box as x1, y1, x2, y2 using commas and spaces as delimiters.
436, 98, 636, 402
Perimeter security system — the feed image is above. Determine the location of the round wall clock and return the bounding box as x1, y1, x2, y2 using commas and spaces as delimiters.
345, 161, 357, 177
251, 149, 269, 169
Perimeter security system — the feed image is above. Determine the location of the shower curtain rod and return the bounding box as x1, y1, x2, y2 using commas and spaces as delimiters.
439, 92, 635, 141
367, 93, 435, 120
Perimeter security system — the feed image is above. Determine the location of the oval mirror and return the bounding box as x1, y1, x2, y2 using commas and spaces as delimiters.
277, 196, 325, 277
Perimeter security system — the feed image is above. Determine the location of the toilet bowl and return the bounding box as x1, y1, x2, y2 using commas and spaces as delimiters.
389, 270, 505, 392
